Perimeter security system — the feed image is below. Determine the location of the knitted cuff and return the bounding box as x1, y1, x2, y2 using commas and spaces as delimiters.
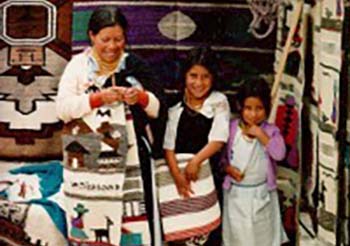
137, 91, 149, 108
89, 92, 104, 108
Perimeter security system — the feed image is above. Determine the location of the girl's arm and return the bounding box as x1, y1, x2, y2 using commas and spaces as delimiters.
185, 92, 231, 181
192, 141, 225, 164
164, 149, 181, 177
246, 124, 286, 161
225, 165, 244, 182
165, 149, 193, 198
264, 127, 286, 161
163, 106, 193, 197
185, 141, 224, 181
245, 124, 270, 145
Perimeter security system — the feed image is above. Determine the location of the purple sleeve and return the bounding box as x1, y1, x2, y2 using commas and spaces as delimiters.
220, 144, 232, 190
219, 144, 230, 168
219, 119, 238, 169
265, 125, 286, 161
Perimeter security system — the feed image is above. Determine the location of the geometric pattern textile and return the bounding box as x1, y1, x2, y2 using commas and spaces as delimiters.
314, 0, 344, 244
292, 0, 345, 244
72, 0, 277, 96
274, 0, 307, 244
0, 0, 72, 160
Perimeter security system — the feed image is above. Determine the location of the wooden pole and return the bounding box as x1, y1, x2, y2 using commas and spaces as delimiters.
269, 0, 304, 122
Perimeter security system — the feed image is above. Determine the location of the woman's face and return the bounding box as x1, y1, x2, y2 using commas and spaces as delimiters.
89, 24, 125, 63
185, 64, 213, 100
242, 96, 267, 126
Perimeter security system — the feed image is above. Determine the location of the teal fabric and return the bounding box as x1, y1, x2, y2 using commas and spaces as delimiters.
121, 233, 142, 245
30, 199, 67, 237
345, 145, 350, 168
8, 161, 67, 237
9, 160, 63, 198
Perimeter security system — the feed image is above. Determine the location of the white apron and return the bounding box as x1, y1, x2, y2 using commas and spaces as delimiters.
222, 127, 288, 246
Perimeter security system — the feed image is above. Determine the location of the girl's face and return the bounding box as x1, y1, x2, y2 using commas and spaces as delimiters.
185, 64, 213, 100
242, 96, 267, 126
89, 24, 125, 63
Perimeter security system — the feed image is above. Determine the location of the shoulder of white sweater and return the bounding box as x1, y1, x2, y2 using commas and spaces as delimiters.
69, 51, 89, 65
205, 91, 229, 105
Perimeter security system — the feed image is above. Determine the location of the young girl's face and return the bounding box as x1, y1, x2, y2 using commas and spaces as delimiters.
185, 64, 213, 100
242, 96, 267, 127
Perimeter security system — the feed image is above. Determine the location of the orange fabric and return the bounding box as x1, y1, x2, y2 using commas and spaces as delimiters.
138, 91, 149, 108
89, 92, 104, 108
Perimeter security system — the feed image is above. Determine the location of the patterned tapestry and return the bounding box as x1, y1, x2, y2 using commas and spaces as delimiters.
312, 0, 344, 244
0, 0, 72, 160
297, 0, 346, 245
62, 110, 151, 245
344, 1, 350, 245
71, 0, 277, 104
298, 1, 321, 238
274, 0, 307, 244
0, 161, 67, 246
0, 0, 286, 245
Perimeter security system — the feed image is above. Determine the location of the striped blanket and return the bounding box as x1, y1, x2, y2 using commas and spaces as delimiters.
156, 154, 221, 242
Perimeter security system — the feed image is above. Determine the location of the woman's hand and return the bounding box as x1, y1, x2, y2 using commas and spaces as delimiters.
173, 172, 193, 198
226, 166, 244, 182
123, 87, 140, 105
185, 158, 201, 182
100, 86, 126, 104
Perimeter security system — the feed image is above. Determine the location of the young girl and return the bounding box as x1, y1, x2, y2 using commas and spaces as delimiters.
158, 47, 230, 245
221, 78, 288, 246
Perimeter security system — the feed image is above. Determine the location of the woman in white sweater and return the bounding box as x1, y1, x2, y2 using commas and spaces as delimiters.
56, 6, 165, 246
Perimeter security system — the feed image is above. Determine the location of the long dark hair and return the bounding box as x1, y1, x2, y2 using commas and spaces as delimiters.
179, 46, 221, 93
88, 7, 128, 36
237, 77, 271, 116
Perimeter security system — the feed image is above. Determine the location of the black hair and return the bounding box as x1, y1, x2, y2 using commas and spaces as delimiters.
237, 77, 271, 116
88, 7, 128, 36
179, 46, 221, 93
